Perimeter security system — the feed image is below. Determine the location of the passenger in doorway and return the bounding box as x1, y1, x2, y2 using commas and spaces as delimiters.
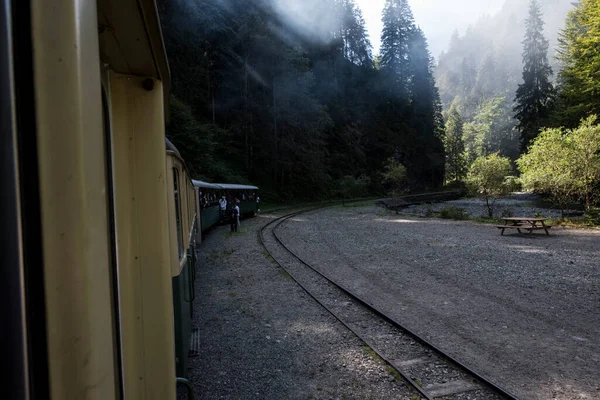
219, 196, 227, 222
256, 195, 260, 212
235, 199, 241, 227
230, 205, 239, 232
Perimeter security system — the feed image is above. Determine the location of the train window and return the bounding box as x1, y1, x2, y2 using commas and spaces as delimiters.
173, 168, 183, 259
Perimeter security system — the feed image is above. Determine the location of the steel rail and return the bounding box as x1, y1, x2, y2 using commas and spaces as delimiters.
258, 210, 434, 399
261, 205, 520, 400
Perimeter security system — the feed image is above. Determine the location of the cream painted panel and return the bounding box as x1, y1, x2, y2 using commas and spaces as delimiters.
31, 0, 118, 399
110, 72, 176, 400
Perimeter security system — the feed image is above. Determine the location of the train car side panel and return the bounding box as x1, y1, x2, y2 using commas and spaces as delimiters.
31, 0, 119, 398
110, 71, 176, 399
165, 153, 194, 378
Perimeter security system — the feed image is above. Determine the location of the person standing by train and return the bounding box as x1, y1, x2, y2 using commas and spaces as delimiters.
235, 199, 241, 227
230, 204, 239, 232
219, 196, 227, 222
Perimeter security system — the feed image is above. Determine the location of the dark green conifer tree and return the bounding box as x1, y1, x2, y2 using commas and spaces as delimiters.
380, 0, 415, 96
408, 28, 445, 186
514, 0, 554, 151
338, 0, 372, 66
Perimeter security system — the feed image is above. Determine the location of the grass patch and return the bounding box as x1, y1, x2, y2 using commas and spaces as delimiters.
207, 249, 235, 262
362, 345, 379, 359
376, 210, 394, 217
207, 251, 221, 262
262, 249, 276, 264
547, 217, 600, 229
228, 291, 237, 298
439, 206, 468, 220
261, 196, 380, 213
385, 365, 403, 382
223, 228, 249, 237
339, 200, 375, 208
279, 269, 293, 281
470, 216, 504, 224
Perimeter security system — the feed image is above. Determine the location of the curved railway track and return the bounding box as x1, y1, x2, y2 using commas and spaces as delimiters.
259, 206, 520, 400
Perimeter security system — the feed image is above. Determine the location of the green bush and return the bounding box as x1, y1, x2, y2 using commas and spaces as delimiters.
444, 180, 467, 192
439, 206, 469, 220
504, 176, 522, 192
467, 154, 513, 217
584, 207, 600, 226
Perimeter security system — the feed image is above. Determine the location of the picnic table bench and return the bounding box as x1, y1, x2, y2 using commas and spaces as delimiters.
497, 217, 552, 236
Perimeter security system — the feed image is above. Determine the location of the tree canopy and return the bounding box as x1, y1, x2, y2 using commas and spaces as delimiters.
467, 154, 513, 217
518, 116, 600, 214
158, 0, 445, 199
554, 0, 600, 128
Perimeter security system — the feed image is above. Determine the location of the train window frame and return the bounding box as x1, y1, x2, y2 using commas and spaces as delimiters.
172, 168, 184, 260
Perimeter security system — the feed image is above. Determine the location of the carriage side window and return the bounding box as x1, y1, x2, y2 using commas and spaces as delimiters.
173, 169, 183, 259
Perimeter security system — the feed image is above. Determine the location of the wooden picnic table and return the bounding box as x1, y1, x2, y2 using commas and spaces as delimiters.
497, 217, 552, 236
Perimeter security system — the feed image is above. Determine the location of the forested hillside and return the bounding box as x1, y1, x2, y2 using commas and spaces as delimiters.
158, 0, 444, 200
435, 0, 574, 163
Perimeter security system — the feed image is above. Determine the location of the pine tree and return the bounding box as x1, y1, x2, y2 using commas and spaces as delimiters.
444, 107, 467, 182
408, 28, 446, 186
338, 0, 372, 66
514, 0, 555, 151
555, 0, 600, 128
380, 0, 415, 96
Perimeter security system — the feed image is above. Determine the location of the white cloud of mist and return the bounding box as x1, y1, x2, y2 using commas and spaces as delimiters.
271, 0, 339, 44
268, 0, 507, 57
356, 0, 506, 57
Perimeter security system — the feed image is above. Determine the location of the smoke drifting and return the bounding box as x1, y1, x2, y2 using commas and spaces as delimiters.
270, 0, 339, 44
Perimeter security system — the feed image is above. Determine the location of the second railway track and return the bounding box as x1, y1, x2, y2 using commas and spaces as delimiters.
259, 207, 520, 400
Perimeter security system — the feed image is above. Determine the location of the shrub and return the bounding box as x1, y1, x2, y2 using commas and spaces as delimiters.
504, 176, 522, 192
518, 116, 600, 215
439, 206, 469, 220
381, 158, 408, 197
584, 207, 600, 226
467, 154, 513, 217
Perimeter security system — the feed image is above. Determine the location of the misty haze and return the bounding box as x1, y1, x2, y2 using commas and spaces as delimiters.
157, 0, 600, 398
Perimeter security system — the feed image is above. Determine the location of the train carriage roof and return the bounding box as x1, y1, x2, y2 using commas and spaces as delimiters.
192, 180, 220, 190
215, 184, 259, 191
165, 138, 182, 158
98, 0, 170, 114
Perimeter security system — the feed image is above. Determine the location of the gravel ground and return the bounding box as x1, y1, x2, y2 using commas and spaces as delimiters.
277, 204, 600, 400
265, 217, 505, 400
187, 213, 419, 399
402, 192, 570, 219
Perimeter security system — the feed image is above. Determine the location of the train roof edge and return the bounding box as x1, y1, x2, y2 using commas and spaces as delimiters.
97, 0, 171, 116
214, 183, 259, 190
192, 181, 259, 191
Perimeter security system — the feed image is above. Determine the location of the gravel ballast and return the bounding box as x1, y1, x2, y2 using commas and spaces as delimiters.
188, 213, 419, 399
277, 204, 600, 400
